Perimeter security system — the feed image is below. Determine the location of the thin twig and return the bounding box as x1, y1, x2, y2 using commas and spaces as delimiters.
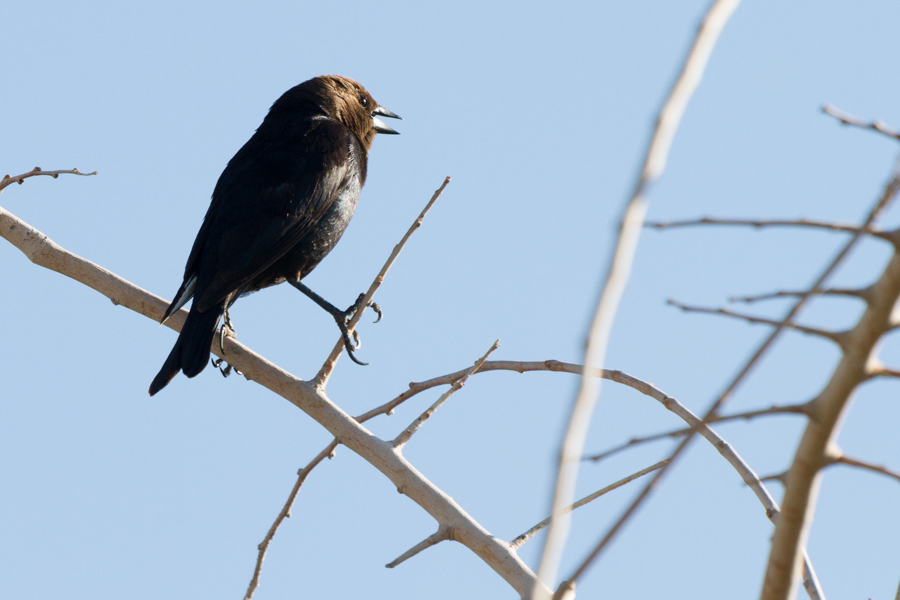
533, 2, 742, 595
730, 287, 872, 304
831, 455, 900, 485
510, 460, 669, 550
822, 105, 900, 142
385, 528, 450, 569
244, 441, 338, 600
0, 167, 97, 194
667, 299, 847, 346
646, 217, 894, 242
313, 177, 451, 388
393, 340, 499, 448
583, 402, 811, 463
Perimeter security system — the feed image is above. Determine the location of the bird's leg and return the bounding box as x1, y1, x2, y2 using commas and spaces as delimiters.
288, 279, 381, 366
212, 307, 241, 377
219, 307, 237, 353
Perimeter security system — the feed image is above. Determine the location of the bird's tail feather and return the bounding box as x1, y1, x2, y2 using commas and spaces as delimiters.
149, 302, 224, 396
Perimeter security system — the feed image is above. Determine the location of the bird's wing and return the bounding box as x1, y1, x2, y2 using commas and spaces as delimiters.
189, 119, 362, 312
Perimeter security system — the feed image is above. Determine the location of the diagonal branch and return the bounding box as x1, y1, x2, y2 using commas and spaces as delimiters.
534, 2, 743, 595
244, 440, 338, 600
511, 460, 669, 550
0, 202, 546, 598
313, 177, 451, 387
667, 299, 848, 346
822, 105, 900, 143
385, 528, 451, 569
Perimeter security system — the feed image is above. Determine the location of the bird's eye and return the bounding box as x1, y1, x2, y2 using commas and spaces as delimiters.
359, 96, 368, 107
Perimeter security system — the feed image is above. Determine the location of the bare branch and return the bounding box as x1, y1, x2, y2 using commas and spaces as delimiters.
646, 217, 894, 242
393, 340, 499, 448
830, 455, 900, 485
584, 402, 811, 463
759, 472, 788, 486
866, 365, 900, 379
510, 459, 669, 550
0, 166, 97, 194
762, 167, 900, 600
0, 205, 545, 598
533, 2, 742, 594
730, 287, 872, 304
822, 104, 900, 143
313, 176, 451, 388
385, 528, 451, 569
248, 359, 659, 596
667, 299, 847, 346
570, 377, 824, 599
245, 440, 338, 600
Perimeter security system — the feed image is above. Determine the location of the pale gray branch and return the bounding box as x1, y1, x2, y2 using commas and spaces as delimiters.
668, 299, 847, 347
534, 1, 742, 594
822, 104, 900, 143
385, 528, 450, 569
245, 441, 338, 600
510, 460, 669, 550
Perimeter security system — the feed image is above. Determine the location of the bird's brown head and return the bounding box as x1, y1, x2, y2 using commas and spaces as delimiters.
276, 75, 401, 152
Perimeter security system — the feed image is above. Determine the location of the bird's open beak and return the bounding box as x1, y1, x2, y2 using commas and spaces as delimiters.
372, 105, 402, 134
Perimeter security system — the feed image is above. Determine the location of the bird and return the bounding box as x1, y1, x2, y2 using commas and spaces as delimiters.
148, 75, 400, 396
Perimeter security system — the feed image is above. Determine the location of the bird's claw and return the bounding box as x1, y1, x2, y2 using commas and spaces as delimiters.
212, 357, 241, 378
370, 301, 383, 323
333, 312, 368, 365
346, 293, 383, 324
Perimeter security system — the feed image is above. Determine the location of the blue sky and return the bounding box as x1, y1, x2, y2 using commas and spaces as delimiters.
3, 1, 900, 598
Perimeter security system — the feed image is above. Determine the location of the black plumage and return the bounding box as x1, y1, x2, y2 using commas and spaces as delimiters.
149, 75, 400, 396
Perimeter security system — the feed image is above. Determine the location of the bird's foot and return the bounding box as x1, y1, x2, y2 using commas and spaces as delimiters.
346, 293, 383, 324
334, 294, 384, 365
219, 309, 237, 353
288, 279, 381, 366
211, 357, 242, 378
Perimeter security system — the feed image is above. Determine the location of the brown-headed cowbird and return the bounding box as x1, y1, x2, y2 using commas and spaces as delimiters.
149, 75, 400, 396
